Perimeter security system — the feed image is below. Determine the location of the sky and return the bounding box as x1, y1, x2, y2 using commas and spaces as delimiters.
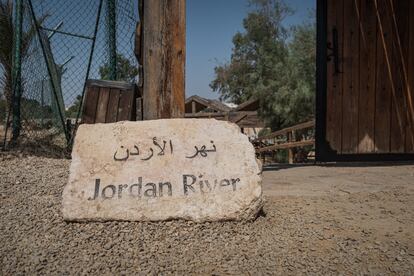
186, 0, 316, 100
1, 0, 315, 108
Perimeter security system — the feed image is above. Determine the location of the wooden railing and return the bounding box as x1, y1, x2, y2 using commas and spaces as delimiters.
185, 111, 265, 128
253, 120, 315, 163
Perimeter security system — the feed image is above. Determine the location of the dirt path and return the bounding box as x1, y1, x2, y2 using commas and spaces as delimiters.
1, 154, 413, 275
263, 163, 414, 197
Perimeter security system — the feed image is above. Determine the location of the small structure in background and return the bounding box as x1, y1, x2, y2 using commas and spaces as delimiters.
185, 95, 232, 114
185, 95, 265, 140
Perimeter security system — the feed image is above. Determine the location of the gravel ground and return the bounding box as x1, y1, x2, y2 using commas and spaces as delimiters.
1, 153, 414, 275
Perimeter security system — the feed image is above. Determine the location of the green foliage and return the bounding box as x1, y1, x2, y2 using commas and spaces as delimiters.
65, 94, 81, 118
20, 97, 53, 119
258, 127, 271, 137
275, 149, 288, 163
99, 53, 138, 82
210, 0, 315, 130
1, 96, 54, 121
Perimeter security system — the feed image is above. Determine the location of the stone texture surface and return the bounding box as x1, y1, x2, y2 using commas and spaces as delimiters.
62, 119, 263, 222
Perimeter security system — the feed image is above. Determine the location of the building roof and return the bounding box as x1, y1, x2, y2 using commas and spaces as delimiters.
234, 98, 259, 111
185, 95, 260, 114
185, 95, 232, 113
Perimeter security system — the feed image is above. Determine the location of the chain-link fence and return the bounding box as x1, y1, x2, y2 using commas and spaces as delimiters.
0, 0, 138, 152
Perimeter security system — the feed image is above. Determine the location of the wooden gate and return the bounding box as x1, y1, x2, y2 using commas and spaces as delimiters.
316, 0, 414, 161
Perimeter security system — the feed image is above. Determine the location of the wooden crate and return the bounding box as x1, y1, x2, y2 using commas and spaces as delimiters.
81, 79, 137, 124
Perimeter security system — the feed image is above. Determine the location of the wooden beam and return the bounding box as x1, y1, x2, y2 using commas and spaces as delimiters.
254, 120, 315, 142
184, 111, 265, 128
287, 131, 294, 164
232, 114, 248, 124
142, 0, 185, 119
185, 111, 258, 118
86, 79, 135, 90
256, 140, 315, 153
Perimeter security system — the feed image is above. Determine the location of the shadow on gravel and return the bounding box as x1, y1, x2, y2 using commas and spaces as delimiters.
255, 208, 267, 219
263, 161, 414, 171
1, 140, 70, 159
262, 163, 315, 172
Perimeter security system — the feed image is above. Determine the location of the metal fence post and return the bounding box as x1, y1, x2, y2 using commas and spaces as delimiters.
11, 0, 23, 141
107, 0, 117, 80
27, 0, 70, 143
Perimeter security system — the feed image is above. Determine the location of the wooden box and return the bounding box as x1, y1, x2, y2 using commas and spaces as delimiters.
81, 79, 137, 124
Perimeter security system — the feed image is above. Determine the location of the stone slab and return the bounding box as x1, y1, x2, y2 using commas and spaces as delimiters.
62, 119, 263, 222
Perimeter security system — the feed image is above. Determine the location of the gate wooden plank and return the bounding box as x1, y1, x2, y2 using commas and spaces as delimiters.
358, 0, 377, 153
374, 0, 392, 153
407, 0, 414, 153
82, 86, 99, 124
95, 87, 110, 123
389, 0, 409, 153
106, 88, 120, 123
118, 90, 135, 121
341, 0, 360, 153
326, 0, 344, 153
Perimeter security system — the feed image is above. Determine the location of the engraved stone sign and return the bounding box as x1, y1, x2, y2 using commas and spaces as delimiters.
62, 119, 263, 222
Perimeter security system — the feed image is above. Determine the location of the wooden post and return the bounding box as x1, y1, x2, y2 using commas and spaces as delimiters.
287, 131, 294, 164
142, 0, 185, 119
191, 101, 196, 114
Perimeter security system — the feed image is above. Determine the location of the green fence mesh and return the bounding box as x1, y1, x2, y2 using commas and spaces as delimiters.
0, 0, 138, 152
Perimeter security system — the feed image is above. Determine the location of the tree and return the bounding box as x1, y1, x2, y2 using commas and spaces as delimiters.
211, 0, 291, 105
260, 13, 316, 129
210, 0, 315, 130
99, 53, 138, 82
65, 94, 81, 118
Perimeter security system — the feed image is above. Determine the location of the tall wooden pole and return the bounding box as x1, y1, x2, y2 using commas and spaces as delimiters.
142, 0, 185, 120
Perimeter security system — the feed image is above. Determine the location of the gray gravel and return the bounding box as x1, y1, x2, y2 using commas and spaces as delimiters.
1, 153, 414, 275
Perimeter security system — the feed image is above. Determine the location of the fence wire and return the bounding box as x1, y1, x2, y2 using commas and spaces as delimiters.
0, 0, 138, 152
